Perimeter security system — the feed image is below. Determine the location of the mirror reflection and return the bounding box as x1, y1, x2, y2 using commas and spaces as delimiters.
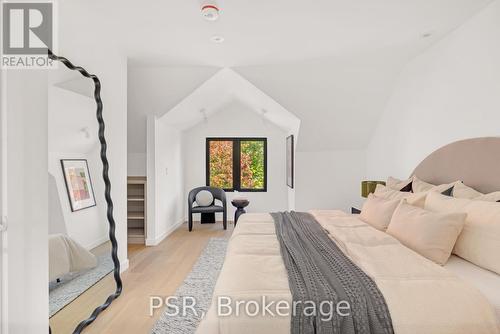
48, 67, 114, 332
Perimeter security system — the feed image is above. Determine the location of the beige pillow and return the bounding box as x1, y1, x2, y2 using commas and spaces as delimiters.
452, 182, 483, 199
386, 176, 411, 191
431, 182, 459, 194
411, 175, 435, 193
374, 184, 427, 207
359, 194, 401, 231
387, 202, 466, 265
425, 192, 500, 274
411, 175, 458, 194
476, 191, 500, 202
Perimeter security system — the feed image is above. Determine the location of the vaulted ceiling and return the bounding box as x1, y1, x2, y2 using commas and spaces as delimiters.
59, 0, 493, 152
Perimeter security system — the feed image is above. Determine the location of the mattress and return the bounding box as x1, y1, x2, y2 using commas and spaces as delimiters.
197, 211, 499, 334
49, 233, 97, 282
445, 255, 500, 324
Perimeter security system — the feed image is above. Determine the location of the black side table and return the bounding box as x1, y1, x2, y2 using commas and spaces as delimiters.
231, 199, 249, 226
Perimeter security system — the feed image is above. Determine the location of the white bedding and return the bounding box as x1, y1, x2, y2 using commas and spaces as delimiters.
197, 211, 500, 334
49, 234, 97, 282
445, 255, 500, 324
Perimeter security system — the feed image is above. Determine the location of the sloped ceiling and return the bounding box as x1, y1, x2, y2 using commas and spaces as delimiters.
118, 0, 493, 153
49, 69, 99, 154
234, 54, 404, 151
128, 66, 220, 153
158, 68, 300, 136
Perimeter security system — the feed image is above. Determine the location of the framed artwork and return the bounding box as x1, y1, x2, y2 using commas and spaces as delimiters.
286, 135, 294, 189
61, 159, 96, 212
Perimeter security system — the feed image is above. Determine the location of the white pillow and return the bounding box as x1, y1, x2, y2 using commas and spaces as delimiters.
386, 176, 411, 191
195, 190, 214, 207
374, 184, 427, 207
476, 191, 500, 202
359, 194, 401, 231
425, 192, 500, 274
411, 176, 458, 194
452, 182, 483, 199
387, 201, 466, 265
411, 175, 435, 193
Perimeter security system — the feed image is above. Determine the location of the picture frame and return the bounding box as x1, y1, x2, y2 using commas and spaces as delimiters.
286, 135, 294, 189
60, 159, 96, 212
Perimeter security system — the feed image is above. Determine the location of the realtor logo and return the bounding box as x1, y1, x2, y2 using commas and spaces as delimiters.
2, 1, 56, 68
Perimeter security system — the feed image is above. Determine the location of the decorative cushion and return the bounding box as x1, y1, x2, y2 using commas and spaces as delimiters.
195, 190, 214, 207
387, 201, 466, 265
191, 205, 224, 213
374, 184, 426, 207
386, 176, 412, 192
411, 175, 435, 193
475, 191, 500, 202
452, 182, 483, 199
359, 194, 401, 231
425, 192, 500, 275
441, 186, 454, 197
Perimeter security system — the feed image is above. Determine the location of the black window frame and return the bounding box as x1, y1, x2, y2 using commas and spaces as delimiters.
206, 137, 268, 192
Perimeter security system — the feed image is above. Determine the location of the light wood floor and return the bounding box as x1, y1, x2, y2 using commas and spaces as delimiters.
50, 221, 233, 334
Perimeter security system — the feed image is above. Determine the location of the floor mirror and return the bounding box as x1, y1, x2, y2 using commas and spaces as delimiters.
47, 51, 122, 334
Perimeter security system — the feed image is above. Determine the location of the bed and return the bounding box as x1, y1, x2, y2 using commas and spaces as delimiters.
49, 233, 97, 282
197, 137, 500, 334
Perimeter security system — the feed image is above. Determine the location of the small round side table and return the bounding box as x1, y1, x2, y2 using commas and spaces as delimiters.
231, 199, 250, 226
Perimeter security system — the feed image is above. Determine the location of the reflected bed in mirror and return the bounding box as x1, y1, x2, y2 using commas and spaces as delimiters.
47, 51, 122, 334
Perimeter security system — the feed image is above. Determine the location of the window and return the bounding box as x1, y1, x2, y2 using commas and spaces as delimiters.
206, 138, 267, 192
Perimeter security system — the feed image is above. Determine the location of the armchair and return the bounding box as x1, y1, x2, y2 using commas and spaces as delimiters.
188, 186, 227, 232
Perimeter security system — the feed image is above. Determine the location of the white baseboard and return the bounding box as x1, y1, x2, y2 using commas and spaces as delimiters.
120, 259, 129, 273
85, 235, 109, 251
145, 219, 185, 246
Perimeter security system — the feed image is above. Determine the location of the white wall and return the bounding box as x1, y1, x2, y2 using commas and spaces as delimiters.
128, 152, 147, 176
295, 150, 366, 212
183, 102, 289, 220
49, 50, 129, 270
57, 0, 129, 271
4, 70, 49, 334
146, 116, 185, 245
48, 74, 109, 250
367, 1, 500, 179
48, 151, 108, 250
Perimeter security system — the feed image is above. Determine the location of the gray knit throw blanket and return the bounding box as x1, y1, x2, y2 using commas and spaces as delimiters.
271, 212, 394, 334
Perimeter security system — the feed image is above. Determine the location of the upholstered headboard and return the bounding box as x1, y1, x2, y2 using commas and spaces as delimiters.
412, 137, 500, 194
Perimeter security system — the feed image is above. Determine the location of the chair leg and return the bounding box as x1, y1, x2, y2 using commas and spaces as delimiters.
223, 212, 227, 230
189, 214, 193, 232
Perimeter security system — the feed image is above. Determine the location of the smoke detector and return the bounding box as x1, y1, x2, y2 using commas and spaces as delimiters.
201, 4, 220, 21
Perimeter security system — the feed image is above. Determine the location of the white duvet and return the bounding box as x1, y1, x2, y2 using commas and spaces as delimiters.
49, 233, 97, 282
197, 211, 499, 334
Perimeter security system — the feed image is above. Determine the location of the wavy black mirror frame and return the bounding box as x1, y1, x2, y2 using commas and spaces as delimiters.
47, 50, 123, 334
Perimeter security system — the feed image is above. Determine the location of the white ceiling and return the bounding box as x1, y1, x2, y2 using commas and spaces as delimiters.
115, 0, 492, 67
49, 70, 99, 154
159, 68, 300, 135
234, 54, 404, 151
128, 66, 220, 153
60, 0, 493, 152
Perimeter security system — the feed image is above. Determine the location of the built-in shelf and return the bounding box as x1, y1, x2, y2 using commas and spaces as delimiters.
128, 227, 145, 237
127, 214, 145, 220
127, 196, 145, 202
127, 176, 147, 244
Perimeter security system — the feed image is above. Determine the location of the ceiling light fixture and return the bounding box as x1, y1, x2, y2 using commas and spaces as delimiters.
210, 35, 225, 43
201, 4, 220, 21
200, 108, 208, 123
421, 31, 434, 39
80, 127, 91, 139
261, 109, 268, 125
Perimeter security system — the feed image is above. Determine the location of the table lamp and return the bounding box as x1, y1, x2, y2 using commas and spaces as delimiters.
361, 181, 386, 198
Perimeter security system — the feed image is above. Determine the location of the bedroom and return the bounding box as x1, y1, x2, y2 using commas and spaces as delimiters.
1, 0, 500, 333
